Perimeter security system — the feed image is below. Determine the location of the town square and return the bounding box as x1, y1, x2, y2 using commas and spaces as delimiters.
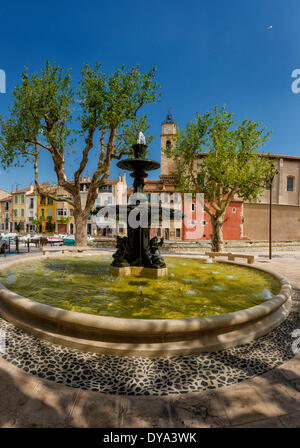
0, 0, 299, 438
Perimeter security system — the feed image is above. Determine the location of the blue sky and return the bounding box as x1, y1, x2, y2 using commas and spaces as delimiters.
0, 0, 299, 191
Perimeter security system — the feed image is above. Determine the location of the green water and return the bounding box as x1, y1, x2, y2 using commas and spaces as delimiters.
0, 255, 280, 319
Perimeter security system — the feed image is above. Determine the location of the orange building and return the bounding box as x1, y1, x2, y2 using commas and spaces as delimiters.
37, 189, 56, 233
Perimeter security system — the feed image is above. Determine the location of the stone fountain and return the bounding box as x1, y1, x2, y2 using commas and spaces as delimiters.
94, 133, 180, 277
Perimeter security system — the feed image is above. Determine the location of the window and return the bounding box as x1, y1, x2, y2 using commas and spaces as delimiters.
14, 196, 18, 204
197, 174, 205, 188
5, 201, 9, 211
287, 176, 294, 192
47, 208, 52, 218
166, 140, 171, 151
191, 220, 196, 226
192, 203, 195, 211
98, 185, 112, 192
40, 196, 46, 205
48, 197, 53, 205
70, 209, 74, 217
56, 194, 67, 199
13, 209, 17, 218
57, 209, 67, 216
21, 195, 24, 204
119, 226, 124, 234
232, 207, 236, 214
29, 198, 34, 208
176, 228, 181, 238
157, 228, 161, 237
164, 193, 168, 203
40, 208, 45, 219
21, 208, 24, 217
202, 220, 207, 226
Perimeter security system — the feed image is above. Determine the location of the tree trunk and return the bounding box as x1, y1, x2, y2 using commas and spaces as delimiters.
211, 215, 224, 252
74, 212, 88, 246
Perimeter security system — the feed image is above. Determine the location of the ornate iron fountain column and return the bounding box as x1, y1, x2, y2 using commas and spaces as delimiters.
111, 133, 166, 270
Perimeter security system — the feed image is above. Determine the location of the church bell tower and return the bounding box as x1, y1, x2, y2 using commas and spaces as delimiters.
160, 109, 177, 180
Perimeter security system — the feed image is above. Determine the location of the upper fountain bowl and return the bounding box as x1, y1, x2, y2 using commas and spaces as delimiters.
117, 159, 160, 172
117, 143, 160, 172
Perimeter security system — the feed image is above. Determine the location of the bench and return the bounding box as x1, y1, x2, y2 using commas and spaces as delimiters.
42, 246, 90, 256
205, 251, 255, 264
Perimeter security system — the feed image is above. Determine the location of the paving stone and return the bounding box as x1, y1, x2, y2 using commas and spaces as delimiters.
277, 357, 300, 381
232, 417, 285, 428
216, 385, 283, 426
170, 391, 229, 428
14, 381, 79, 428
251, 381, 300, 415
68, 390, 120, 428
279, 410, 300, 427
121, 396, 172, 428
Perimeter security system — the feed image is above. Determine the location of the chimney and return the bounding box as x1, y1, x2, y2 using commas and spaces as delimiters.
87, 175, 91, 182
122, 172, 126, 184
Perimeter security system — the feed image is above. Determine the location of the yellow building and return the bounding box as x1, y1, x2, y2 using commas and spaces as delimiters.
37, 189, 56, 233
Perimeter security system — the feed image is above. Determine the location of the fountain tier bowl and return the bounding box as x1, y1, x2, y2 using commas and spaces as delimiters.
0, 254, 292, 357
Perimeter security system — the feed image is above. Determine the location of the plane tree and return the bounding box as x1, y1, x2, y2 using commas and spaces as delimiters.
0, 61, 160, 245
164, 105, 276, 252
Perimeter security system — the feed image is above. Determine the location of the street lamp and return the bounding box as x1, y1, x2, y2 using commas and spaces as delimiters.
268, 167, 275, 260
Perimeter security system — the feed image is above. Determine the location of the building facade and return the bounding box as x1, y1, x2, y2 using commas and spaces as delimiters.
80, 174, 128, 236
155, 114, 244, 241
12, 185, 34, 232
243, 155, 300, 240
25, 190, 38, 233
0, 195, 12, 232
54, 186, 75, 234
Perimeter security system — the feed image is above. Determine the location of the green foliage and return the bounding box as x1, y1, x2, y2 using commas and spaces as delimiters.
31, 218, 42, 233
0, 61, 74, 166
57, 216, 71, 224
164, 105, 277, 251
165, 105, 276, 209
78, 63, 159, 151
14, 222, 22, 232
45, 217, 56, 233
0, 60, 160, 176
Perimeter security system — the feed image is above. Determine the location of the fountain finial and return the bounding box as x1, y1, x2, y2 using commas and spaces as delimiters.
137, 132, 146, 145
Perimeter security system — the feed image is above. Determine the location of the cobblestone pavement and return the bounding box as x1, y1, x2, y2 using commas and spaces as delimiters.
0, 249, 300, 427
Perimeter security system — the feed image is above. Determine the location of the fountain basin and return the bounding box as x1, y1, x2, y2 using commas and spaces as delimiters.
0, 254, 292, 357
